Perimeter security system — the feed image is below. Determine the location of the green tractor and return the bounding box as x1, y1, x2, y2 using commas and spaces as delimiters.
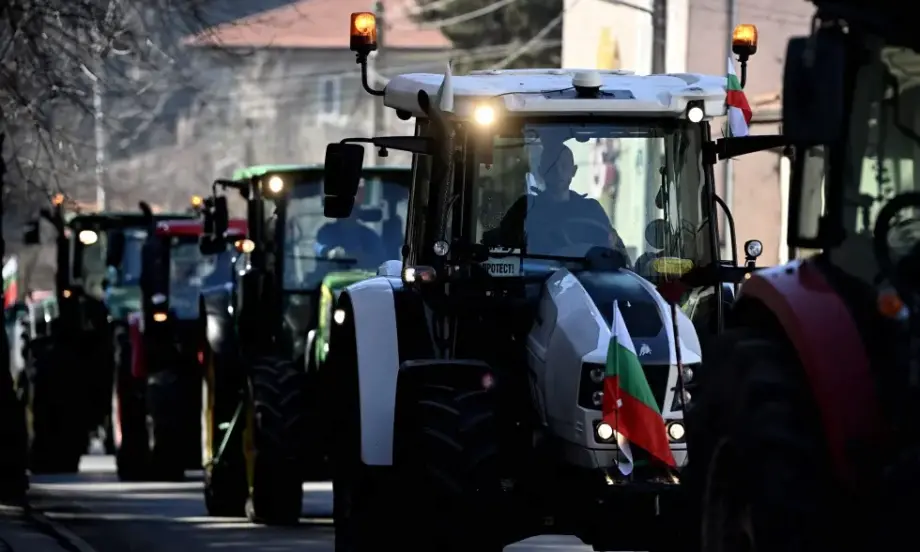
198, 164, 409, 524
20, 197, 193, 473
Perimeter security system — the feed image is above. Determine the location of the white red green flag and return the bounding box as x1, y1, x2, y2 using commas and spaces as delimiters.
2, 257, 18, 308
602, 300, 676, 474
726, 56, 752, 137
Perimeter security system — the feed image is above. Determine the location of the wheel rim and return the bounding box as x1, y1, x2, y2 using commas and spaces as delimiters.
701, 437, 756, 552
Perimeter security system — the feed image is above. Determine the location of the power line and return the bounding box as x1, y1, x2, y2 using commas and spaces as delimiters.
392, 0, 523, 31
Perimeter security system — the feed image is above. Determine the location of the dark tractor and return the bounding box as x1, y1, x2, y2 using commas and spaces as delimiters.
198, 164, 408, 525
20, 196, 194, 474
686, 2, 920, 551
115, 201, 247, 481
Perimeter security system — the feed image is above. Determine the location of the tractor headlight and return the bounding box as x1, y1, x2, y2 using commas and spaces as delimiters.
78, 230, 98, 245
592, 390, 603, 407
596, 422, 614, 441
473, 104, 496, 126
667, 421, 686, 441
333, 308, 346, 325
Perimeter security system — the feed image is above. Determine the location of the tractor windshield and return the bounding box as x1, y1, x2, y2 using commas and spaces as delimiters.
284, 174, 409, 290
168, 238, 234, 319
473, 121, 706, 278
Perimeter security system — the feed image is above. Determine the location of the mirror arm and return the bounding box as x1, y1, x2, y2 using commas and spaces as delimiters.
214, 179, 247, 192
341, 136, 434, 156
705, 134, 789, 162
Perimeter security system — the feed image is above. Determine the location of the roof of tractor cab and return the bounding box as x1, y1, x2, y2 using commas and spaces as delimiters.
384, 68, 728, 120
69, 212, 194, 230
155, 218, 248, 237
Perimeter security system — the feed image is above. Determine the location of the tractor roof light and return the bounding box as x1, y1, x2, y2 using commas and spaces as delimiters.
267, 176, 284, 194
191, 195, 203, 208
52, 193, 65, 206
732, 24, 758, 60
78, 230, 98, 245
473, 104, 496, 126
350, 12, 378, 55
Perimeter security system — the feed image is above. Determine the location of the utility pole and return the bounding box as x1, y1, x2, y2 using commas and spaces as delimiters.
723, 0, 737, 258
647, 0, 668, 228
90, 34, 107, 212
369, 0, 386, 166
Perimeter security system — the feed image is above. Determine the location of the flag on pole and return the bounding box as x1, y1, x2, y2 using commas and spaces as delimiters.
726, 56, 752, 137
602, 300, 676, 473
2, 257, 18, 309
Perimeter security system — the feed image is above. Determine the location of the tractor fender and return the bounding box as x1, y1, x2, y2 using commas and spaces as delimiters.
342, 274, 435, 466
200, 285, 235, 355
127, 311, 146, 379
342, 276, 403, 466
736, 258, 884, 486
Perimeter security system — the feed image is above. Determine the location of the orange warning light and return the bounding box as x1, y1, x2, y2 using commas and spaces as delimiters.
350, 12, 378, 54
732, 24, 758, 57
52, 193, 64, 206
878, 291, 905, 319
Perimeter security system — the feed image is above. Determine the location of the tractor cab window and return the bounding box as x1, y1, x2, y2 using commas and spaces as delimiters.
473, 120, 707, 281
284, 176, 409, 290
813, 45, 920, 281
118, 229, 148, 286
167, 237, 233, 319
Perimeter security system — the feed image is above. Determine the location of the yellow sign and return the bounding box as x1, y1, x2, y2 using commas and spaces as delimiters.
596, 28, 621, 70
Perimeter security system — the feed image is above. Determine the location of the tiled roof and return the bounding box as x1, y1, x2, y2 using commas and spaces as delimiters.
184, 0, 450, 50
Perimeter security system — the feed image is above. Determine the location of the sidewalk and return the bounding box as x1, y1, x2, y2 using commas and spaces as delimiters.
0, 504, 94, 552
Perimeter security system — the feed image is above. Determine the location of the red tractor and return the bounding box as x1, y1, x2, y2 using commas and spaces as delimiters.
115, 201, 247, 480
686, 0, 920, 550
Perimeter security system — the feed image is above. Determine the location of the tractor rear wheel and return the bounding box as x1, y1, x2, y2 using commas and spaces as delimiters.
392, 377, 505, 552
148, 370, 191, 482
688, 328, 842, 552
244, 357, 306, 526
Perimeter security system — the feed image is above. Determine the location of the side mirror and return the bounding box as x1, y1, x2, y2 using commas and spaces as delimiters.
356, 207, 383, 223
199, 235, 226, 256
213, 196, 229, 237
323, 143, 365, 218
106, 231, 126, 268
644, 219, 670, 250
782, 29, 846, 144
23, 220, 40, 245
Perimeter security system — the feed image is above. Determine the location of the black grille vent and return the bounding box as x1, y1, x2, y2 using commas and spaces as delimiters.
619, 302, 663, 338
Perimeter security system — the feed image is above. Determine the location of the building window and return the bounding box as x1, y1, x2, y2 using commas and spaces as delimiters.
319, 76, 342, 121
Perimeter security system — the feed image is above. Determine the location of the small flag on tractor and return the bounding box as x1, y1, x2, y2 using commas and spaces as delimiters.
602, 300, 676, 474
2, 257, 18, 309
726, 56, 752, 137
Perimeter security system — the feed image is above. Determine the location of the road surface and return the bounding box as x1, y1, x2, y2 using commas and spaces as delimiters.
29, 455, 594, 552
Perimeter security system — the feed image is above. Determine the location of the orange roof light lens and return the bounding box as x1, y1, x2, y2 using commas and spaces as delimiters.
732, 24, 758, 56
52, 193, 64, 206
350, 12, 378, 53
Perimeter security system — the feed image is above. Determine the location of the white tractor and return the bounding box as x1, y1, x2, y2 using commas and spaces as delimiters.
319, 12, 778, 552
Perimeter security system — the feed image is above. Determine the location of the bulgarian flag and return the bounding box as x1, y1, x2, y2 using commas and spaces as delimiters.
726, 56, 752, 137
2, 257, 17, 309
602, 300, 676, 474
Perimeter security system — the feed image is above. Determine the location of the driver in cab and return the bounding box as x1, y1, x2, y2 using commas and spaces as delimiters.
315, 182, 387, 269
489, 143, 630, 263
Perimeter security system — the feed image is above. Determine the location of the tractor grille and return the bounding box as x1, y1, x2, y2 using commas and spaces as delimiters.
578, 362, 670, 411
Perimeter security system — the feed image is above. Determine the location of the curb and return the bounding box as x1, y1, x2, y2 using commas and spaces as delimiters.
21, 504, 98, 552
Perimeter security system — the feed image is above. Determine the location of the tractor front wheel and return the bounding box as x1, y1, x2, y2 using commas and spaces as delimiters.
244, 357, 306, 526
114, 327, 149, 481
688, 328, 844, 552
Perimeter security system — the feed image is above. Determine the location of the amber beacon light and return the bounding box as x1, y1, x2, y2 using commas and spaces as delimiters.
350, 12, 378, 54
731, 24, 758, 58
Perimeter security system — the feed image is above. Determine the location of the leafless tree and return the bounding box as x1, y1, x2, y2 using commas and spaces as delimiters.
0, 0, 224, 204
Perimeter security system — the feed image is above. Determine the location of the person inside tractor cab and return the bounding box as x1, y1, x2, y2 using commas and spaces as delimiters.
315, 181, 387, 269
490, 142, 631, 264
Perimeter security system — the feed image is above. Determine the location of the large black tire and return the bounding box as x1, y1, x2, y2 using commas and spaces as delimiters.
203, 347, 248, 517
113, 327, 149, 481
392, 376, 505, 552
686, 328, 842, 552
28, 340, 85, 474
244, 357, 306, 526
147, 370, 192, 481
0, 342, 28, 502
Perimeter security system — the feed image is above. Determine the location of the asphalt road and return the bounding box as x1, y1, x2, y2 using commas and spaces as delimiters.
29, 455, 594, 552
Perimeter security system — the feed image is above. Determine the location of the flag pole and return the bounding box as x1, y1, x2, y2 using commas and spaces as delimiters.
612, 299, 622, 477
